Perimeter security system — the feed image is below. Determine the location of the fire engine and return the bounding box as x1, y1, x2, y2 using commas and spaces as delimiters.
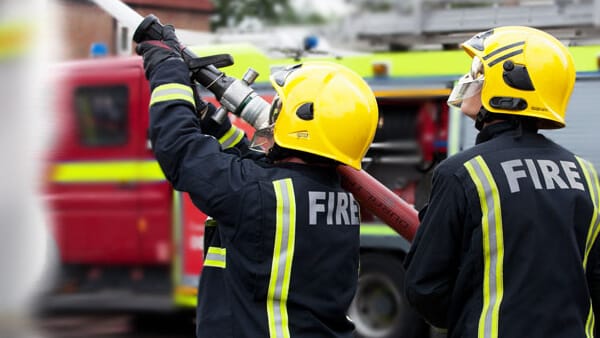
43, 43, 600, 337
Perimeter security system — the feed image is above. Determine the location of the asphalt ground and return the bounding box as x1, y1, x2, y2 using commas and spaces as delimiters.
34, 313, 195, 338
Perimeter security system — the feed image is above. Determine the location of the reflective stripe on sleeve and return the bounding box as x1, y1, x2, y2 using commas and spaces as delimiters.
576, 157, 600, 269
218, 125, 245, 149
150, 83, 195, 107
586, 306, 595, 338
464, 155, 504, 338
204, 247, 226, 268
267, 178, 296, 338
576, 157, 600, 338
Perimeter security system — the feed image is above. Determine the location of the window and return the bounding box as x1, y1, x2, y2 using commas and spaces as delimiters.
74, 85, 129, 147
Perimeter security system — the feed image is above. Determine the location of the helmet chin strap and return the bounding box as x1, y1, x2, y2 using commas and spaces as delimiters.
266, 143, 286, 162
475, 107, 539, 142
475, 108, 495, 131
267, 143, 338, 167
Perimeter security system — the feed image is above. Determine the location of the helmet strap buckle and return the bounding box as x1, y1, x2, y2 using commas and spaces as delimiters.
475, 108, 494, 130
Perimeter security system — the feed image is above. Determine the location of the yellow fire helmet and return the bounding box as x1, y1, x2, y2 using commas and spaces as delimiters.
268, 62, 379, 170
461, 26, 575, 129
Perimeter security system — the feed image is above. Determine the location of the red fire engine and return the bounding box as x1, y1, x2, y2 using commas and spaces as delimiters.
43, 43, 600, 338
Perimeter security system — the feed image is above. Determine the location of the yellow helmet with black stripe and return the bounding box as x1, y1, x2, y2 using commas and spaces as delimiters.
268, 62, 378, 170
462, 26, 575, 129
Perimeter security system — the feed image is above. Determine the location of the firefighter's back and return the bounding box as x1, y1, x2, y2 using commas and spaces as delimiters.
196, 162, 360, 338
443, 126, 598, 338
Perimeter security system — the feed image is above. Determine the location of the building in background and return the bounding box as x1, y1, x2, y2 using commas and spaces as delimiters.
57, 0, 214, 60
337, 0, 600, 50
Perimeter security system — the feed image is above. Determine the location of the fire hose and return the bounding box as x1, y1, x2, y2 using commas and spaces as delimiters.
133, 15, 420, 242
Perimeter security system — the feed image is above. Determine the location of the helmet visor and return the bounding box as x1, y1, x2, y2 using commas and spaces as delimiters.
269, 95, 282, 124
271, 64, 302, 87
470, 56, 484, 80
249, 125, 275, 154
447, 74, 484, 108
249, 95, 282, 154
447, 56, 485, 108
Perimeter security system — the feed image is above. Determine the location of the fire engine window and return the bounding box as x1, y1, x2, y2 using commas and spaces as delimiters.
74, 86, 129, 147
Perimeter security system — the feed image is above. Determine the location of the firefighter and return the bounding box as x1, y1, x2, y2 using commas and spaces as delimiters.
404, 26, 600, 337
136, 26, 378, 338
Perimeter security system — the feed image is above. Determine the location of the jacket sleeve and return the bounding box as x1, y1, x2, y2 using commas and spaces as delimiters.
199, 102, 253, 154
587, 238, 600, 335
403, 166, 466, 328
146, 59, 260, 218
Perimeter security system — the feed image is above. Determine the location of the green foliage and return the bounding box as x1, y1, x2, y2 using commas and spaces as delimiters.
210, 0, 327, 30
360, 2, 393, 12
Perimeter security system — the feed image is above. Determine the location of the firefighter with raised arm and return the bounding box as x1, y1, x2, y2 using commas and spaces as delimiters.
135, 25, 378, 338
404, 26, 600, 337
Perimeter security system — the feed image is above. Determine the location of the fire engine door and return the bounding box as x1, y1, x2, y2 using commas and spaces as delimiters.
50, 66, 150, 264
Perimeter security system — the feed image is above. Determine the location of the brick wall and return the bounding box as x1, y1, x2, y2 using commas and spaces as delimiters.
57, 0, 212, 60
58, 1, 114, 60
133, 7, 211, 32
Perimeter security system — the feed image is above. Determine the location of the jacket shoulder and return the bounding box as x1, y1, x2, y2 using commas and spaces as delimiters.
435, 145, 484, 177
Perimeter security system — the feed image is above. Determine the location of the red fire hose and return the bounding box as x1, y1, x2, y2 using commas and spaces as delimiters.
337, 165, 419, 242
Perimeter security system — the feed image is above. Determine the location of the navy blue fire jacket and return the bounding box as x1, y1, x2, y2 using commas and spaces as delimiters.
147, 59, 360, 338
404, 121, 600, 338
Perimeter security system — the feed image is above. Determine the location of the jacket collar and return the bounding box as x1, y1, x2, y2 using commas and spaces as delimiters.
475, 121, 518, 144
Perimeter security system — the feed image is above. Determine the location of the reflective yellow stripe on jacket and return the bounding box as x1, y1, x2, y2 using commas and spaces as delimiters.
267, 178, 296, 338
204, 247, 226, 268
150, 83, 195, 107
576, 156, 600, 338
577, 157, 600, 268
464, 155, 505, 338
219, 125, 245, 149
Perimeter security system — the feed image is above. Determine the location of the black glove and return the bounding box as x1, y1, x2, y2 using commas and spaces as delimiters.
198, 102, 233, 139
135, 25, 183, 79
